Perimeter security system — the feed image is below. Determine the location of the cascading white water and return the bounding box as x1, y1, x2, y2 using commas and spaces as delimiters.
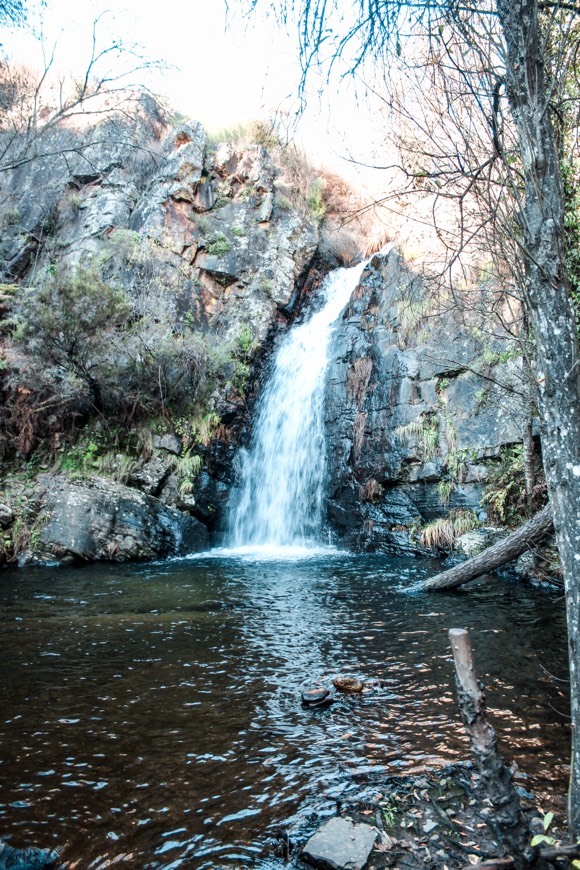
228, 260, 368, 548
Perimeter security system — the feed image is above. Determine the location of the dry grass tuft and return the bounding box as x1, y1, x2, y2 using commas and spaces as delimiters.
418, 509, 480, 550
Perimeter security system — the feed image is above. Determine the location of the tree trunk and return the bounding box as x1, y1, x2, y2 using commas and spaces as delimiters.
521, 319, 537, 519
496, 0, 580, 839
522, 403, 535, 519
417, 504, 553, 591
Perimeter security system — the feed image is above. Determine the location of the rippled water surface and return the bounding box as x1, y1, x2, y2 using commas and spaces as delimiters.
0, 551, 569, 867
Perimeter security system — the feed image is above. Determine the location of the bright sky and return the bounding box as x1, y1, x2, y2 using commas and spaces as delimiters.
4, 0, 298, 125
1, 0, 392, 186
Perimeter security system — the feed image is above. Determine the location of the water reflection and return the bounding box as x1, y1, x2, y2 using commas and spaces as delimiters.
0, 554, 569, 867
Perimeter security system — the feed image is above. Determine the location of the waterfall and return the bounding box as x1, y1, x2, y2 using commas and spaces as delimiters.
227, 260, 368, 549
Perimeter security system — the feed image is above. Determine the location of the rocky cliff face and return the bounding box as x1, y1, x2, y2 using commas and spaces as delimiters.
323, 250, 528, 554
0, 102, 319, 565
1, 111, 318, 345
0, 101, 533, 566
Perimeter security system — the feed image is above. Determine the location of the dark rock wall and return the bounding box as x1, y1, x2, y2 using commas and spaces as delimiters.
323, 250, 527, 553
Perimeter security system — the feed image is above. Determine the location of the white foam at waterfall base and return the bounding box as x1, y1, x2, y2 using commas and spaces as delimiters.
227, 259, 369, 550
192, 543, 348, 562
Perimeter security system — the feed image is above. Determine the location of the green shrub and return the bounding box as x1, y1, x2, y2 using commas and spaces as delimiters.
173, 411, 220, 450
231, 360, 250, 393
176, 450, 203, 496
274, 193, 292, 211
12, 263, 131, 409
237, 324, 256, 356
5, 261, 235, 454
306, 178, 327, 221
206, 233, 231, 257
395, 417, 439, 459
59, 437, 100, 475
482, 445, 526, 525
195, 215, 211, 235
104, 228, 141, 264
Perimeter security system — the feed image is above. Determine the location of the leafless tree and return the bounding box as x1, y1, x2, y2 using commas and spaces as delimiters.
0, 11, 167, 173
240, 0, 580, 848
0, 0, 26, 28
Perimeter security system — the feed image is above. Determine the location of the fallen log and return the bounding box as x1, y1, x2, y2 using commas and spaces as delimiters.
416, 504, 553, 591
449, 629, 530, 867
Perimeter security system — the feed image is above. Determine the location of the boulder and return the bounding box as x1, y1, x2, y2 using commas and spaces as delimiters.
454, 527, 506, 558
0, 503, 14, 529
128, 455, 174, 496
302, 817, 378, 870
153, 433, 182, 455
333, 676, 364, 693
514, 549, 539, 580
301, 687, 332, 707
34, 475, 208, 564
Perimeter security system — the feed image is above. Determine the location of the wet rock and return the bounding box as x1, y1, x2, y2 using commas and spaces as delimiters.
190, 470, 231, 529
301, 684, 333, 707
302, 816, 378, 870
0, 840, 60, 868
514, 549, 538, 581
332, 676, 364, 693
34, 475, 208, 564
323, 248, 527, 555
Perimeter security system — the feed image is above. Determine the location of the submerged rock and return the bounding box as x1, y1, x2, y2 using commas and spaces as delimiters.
302, 816, 377, 870
0, 840, 60, 869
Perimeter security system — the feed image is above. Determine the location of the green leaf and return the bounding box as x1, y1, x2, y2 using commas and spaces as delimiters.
571, 860, 580, 869
530, 834, 556, 847
543, 811, 554, 831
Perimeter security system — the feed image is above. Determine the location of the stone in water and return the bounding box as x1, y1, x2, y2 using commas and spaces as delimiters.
302, 816, 378, 870
302, 687, 332, 706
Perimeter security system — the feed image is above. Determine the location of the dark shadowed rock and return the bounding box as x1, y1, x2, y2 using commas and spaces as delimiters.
189, 471, 231, 528
302, 816, 378, 870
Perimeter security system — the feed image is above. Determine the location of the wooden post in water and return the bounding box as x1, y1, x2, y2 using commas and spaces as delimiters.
448, 629, 534, 869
